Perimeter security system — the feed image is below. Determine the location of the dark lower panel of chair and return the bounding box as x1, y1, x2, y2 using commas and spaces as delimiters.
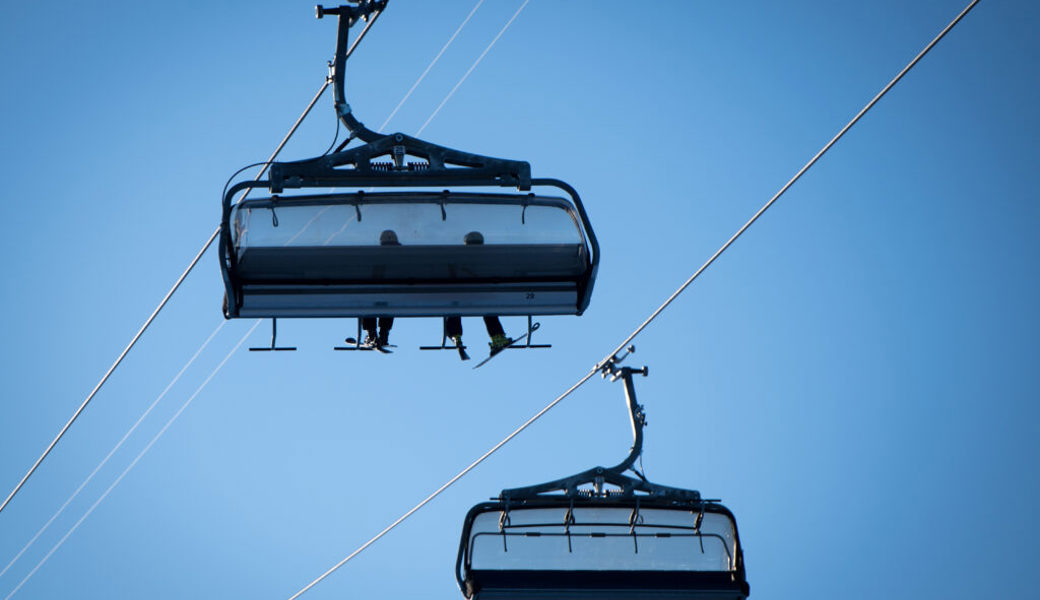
235, 283, 581, 318
468, 570, 748, 600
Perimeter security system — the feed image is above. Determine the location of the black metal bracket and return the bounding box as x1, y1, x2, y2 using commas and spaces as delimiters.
516, 316, 551, 350
299, 2, 534, 190
419, 319, 466, 352
315, 1, 385, 20
419, 316, 550, 352
334, 319, 367, 351
500, 354, 700, 501
269, 132, 532, 192
249, 318, 298, 352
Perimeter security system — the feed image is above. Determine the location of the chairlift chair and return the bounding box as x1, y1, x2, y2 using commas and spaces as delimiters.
219, 2, 598, 324
456, 359, 750, 599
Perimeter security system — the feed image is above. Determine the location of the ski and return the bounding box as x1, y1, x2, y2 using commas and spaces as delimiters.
472, 322, 541, 369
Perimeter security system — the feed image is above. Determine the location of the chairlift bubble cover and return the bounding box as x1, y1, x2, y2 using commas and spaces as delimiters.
221, 190, 597, 318
457, 497, 750, 600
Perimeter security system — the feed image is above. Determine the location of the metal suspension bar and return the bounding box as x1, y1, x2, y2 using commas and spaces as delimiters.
498, 359, 697, 500
605, 367, 648, 475
319, 1, 389, 143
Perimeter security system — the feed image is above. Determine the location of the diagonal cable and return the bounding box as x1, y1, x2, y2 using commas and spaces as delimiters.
1, 0, 484, 544
0, 5, 392, 513
285, 1, 980, 596
3, 320, 261, 600
416, 0, 529, 136
0, 79, 330, 517
0, 319, 226, 580
378, 0, 485, 131
594, 0, 980, 370
285, 369, 597, 600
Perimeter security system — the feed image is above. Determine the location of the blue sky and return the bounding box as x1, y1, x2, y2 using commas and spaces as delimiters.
1, 1, 1038, 598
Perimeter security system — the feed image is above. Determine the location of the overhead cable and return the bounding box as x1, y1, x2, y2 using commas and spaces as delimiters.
0, 5, 400, 514
0, 80, 330, 518
285, 1, 979, 596
379, 0, 486, 131
593, 0, 981, 371
0, 319, 226, 580
3, 0, 503, 571
3, 321, 261, 600
286, 368, 598, 600
417, 0, 529, 135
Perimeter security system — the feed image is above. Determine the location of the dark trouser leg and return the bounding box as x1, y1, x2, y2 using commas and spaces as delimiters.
483, 316, 505, 338
377, 317, 393, 344
445, 316, 462, 339
362, 317, 377, 337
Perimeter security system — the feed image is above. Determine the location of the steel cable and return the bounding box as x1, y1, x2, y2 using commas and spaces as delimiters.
2, 0, 516, 579
417, 0, 529, 136
0, 3, 399, 514
0, 78, 331, 517
3, 321, 261, 600
286, 369, 598, 600
379, 0, 486, 132
0, 321, 226, 581
593, 0, 981, 371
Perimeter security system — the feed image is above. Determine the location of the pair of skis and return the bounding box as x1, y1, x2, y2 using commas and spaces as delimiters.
350, 324, 539, 367
341, 333, 529, 367
418, 321, 549, 368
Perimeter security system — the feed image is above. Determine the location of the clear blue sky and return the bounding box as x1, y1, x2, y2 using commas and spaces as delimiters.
1, 1, 1037, 598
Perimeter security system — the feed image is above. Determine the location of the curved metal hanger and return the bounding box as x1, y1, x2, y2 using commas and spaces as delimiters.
310, 2, 534, 189
500, 348, 701, 501
317, 1, 387, 143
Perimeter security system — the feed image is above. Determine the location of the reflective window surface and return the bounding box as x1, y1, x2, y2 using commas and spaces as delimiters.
467, 507, 738, 572
232, 194, 584, 252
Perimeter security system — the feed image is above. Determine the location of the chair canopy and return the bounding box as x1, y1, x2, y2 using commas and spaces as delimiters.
457, 498, 750, 600
220, 191, 596, 318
